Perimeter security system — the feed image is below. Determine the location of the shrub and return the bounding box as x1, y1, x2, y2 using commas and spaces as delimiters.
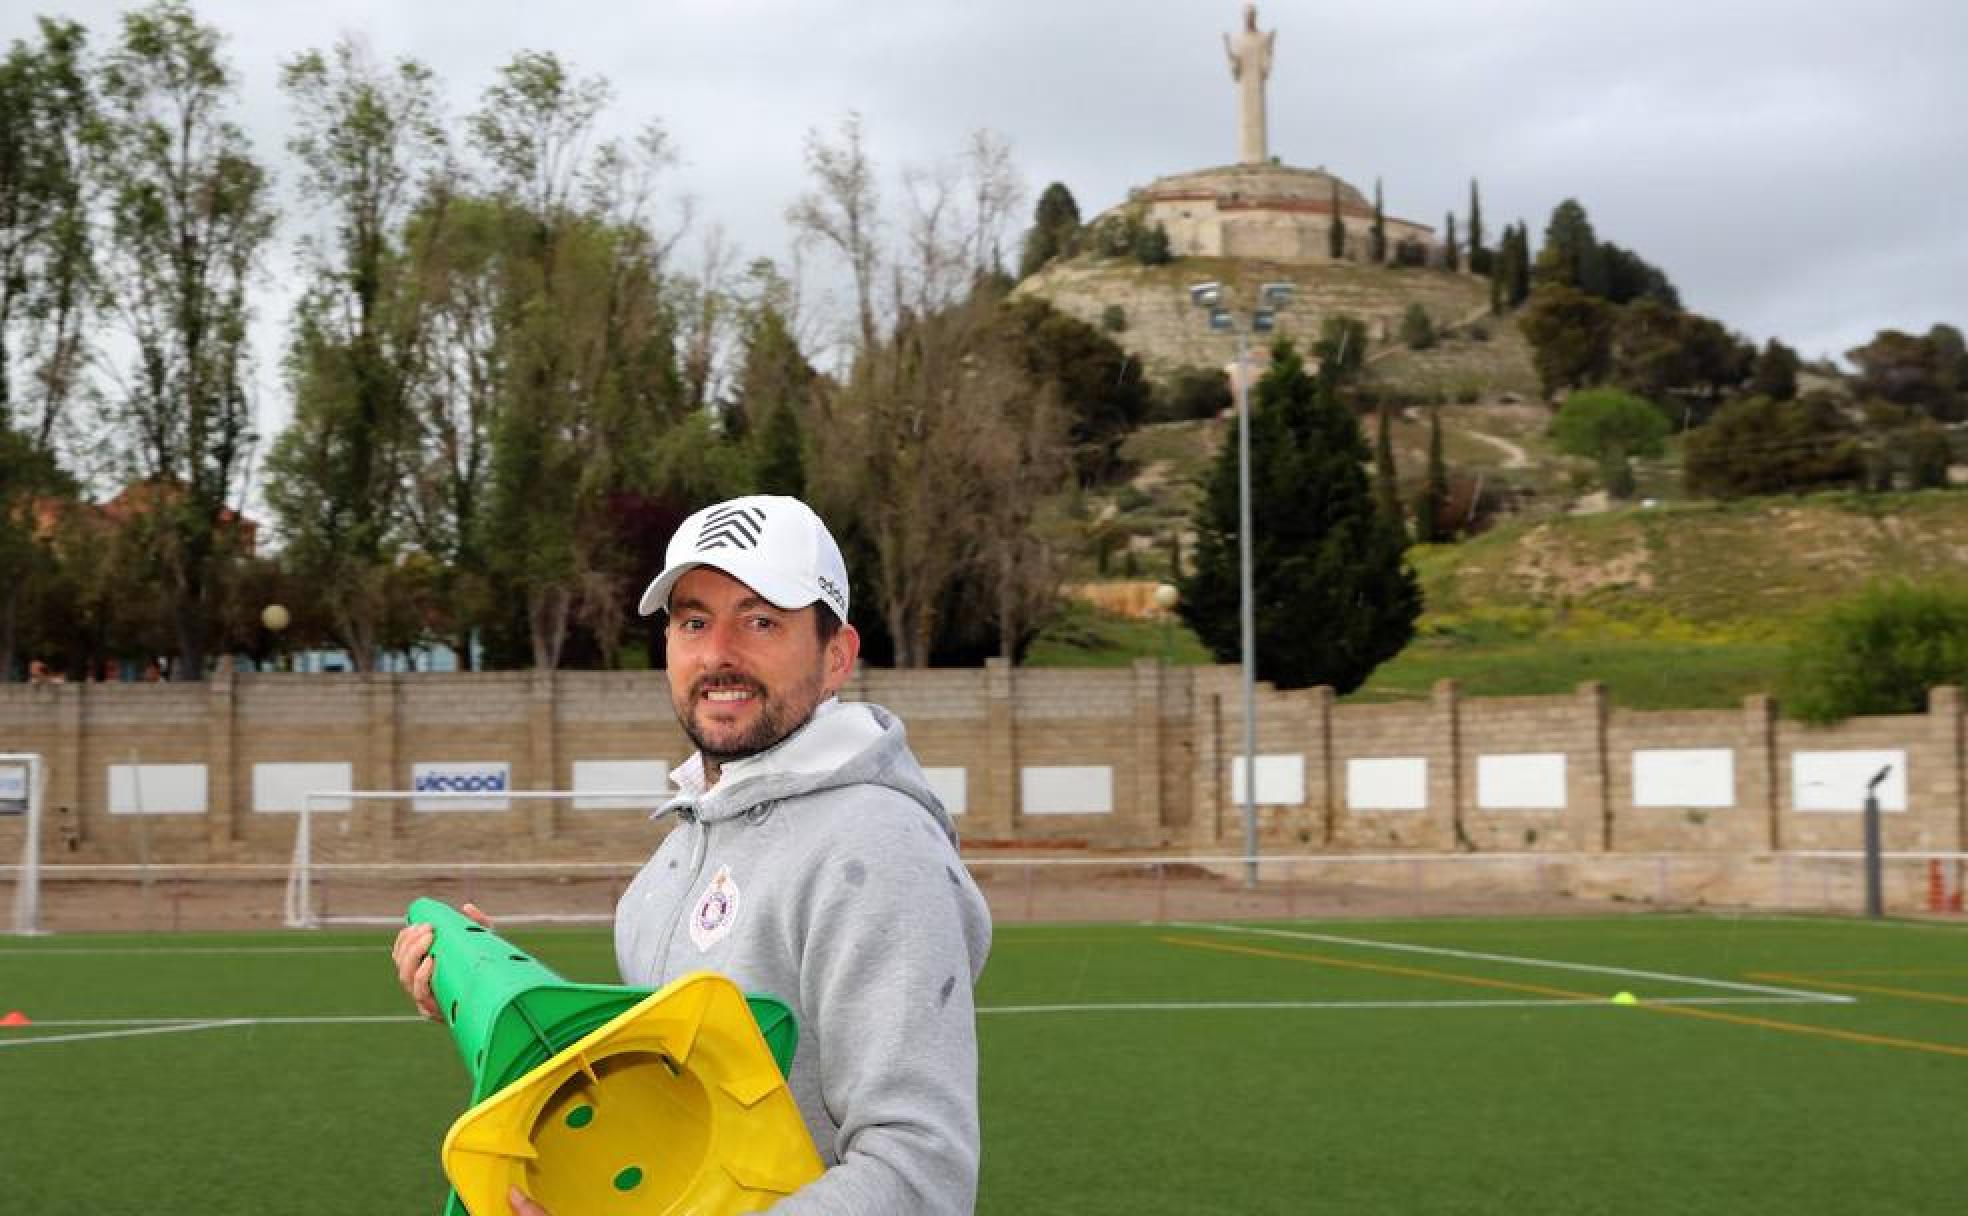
1150, 366, 1232, 423
1551, 388, 1668, 499
1683, 393, 1862, 498
1101, 304, 1128, 333
1400, 303, 1437, 351
1782, 581, 1968, 723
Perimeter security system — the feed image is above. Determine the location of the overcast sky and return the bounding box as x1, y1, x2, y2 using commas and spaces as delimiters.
9, 0, 1967, 428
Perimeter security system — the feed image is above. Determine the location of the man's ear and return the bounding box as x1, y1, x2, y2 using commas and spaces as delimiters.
822, 622, 861, 694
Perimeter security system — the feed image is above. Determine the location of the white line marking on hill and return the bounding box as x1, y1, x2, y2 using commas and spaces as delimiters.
1178, 922, 1854, 1004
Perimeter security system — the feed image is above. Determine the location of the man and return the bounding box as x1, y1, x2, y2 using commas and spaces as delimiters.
393, 494, 992, 1215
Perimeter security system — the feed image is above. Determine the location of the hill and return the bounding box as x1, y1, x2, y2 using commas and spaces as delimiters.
1015, 253, 1538, 399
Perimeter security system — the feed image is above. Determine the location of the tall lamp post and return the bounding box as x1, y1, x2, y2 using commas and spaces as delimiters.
1188, 279, 1292, 889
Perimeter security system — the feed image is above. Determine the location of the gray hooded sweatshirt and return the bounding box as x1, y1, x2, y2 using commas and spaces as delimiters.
615, 699, 992, 1215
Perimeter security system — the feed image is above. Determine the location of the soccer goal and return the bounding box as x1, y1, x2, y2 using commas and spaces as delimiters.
282, 787, 657, 929
2, 753, 46, 936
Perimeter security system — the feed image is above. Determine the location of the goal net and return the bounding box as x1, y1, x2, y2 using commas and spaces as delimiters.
282, 788, 654, 929
2, 753, 46, 935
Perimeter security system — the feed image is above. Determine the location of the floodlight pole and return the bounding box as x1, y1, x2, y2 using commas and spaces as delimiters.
1234, 328, 1258, 890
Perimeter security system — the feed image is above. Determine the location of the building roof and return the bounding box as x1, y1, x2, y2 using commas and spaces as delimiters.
1132, 163, 1375, 217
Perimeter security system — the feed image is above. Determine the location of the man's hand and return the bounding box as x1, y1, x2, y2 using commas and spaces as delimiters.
390, 902, 493, 1020
508, 1184, 550, 1215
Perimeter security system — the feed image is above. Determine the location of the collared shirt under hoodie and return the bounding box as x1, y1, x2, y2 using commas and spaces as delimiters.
616, 698, 993, 1216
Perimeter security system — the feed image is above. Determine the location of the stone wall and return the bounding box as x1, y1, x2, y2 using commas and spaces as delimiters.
2, 668, 1961, 869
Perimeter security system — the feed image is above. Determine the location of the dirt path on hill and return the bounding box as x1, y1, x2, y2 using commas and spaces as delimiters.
1465, 429, 1531, 468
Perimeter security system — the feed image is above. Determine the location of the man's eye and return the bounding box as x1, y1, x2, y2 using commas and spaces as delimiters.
676, 618, 707, 632
747, 616, 777, 631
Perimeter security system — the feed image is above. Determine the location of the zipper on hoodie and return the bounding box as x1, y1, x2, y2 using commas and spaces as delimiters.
653, 808, 711, 981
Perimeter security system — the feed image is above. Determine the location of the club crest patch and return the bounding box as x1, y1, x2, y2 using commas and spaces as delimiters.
689, 864, 741, 952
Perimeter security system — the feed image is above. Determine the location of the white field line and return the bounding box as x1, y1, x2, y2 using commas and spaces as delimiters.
1180, 922, 1855, 1004
0, 991, 1836, 1051
0, 945, 386, 957
0, 1019, 249, 1049
977, 996, 1832, 1014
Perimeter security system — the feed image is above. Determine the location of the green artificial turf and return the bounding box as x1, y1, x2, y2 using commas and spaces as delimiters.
3, 916, 1964, 1214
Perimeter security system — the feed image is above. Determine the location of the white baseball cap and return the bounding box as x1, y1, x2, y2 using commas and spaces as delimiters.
636, 495, 850, 623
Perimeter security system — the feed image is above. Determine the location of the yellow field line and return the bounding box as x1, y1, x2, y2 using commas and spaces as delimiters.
1747, 972, 1968, 1007
1161, 936, 1968, 1060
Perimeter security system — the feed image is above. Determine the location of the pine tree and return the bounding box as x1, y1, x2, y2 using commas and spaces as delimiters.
1414, 405, 1451, 542
1018, 182, 1082, 279
1327, 179, 1344, 260
1369, 178, 1387, 264
1374, 399, 1406, 539
1444, 213, 1460, 272
1177, 341, 1421, 692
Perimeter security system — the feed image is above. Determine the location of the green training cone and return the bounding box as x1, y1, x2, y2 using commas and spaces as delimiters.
406, 898, 817, 1215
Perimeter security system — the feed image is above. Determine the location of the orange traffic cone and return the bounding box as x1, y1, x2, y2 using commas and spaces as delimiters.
0, 1010, 31, 1026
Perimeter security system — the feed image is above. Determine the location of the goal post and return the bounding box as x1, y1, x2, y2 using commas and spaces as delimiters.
2, 753, 46, 936
282, 787, 658, 929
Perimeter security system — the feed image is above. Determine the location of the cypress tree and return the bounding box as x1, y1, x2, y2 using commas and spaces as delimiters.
1444, 213, 1460, 272
1467, 178, 1489, 275
1374, 399, 1406, 539
1177, 341, 1421, 692
1415, 405, 1451, 542
1327, 179, 1344, 259
1369, 178, 1387, 264
1018, 182, 1082, 279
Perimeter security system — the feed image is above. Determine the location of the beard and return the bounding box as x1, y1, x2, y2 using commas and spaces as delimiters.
674, 668, 826, 766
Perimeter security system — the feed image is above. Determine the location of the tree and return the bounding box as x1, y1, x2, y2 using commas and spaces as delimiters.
1491, 222, 1531, 312
1783, 581, 1968, 723
1369, 177, 1387, 264
1413, 405, 1451, 543
1313, 314, 1368, 386
0, 17, 96, 451
1151, 366, 1231, 423
1443, 213, 1459, 272
1533, 199, 1607, 297
1373, 399, 1405, 537
1326, 179, 1344, 259
1609, 300, 1752, 419
1466, 179, 1489, 276
1132, 221, 1172, 266
1400, 302, 1436, 351
994, 294, 1150, 483
1018, 180, 1080, 278
1551, 388, 1669, 499
1178, 341, 1420, 692
1846, 327, 1965, 421
468, 51, 682, 669
1683, 393, 1862, 499
1749, 338, 1800, 401
1519, 283, 1614, 397
1600, 242, 1679, 308
264, 38, 448, 671
98, 0, 277, 679
732, 294, 817, 496
788, 113, 882, 354
814, 287, 1071, 666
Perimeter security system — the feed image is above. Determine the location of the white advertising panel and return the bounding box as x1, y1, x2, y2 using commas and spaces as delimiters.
1021, 766, 1113, 815
924, 767, 968, 816
411, 761, 512, 812
571, 760, 670, 810
108, 764, 208, 815
1792, 750, 1907, 812
0, 763, 26, 814
252, 762, 354, 813
1227, 754, 1307, 806
1632, 749, 1735, 809
1347, 756, 1429, 811
1476, 753, 1567, 810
